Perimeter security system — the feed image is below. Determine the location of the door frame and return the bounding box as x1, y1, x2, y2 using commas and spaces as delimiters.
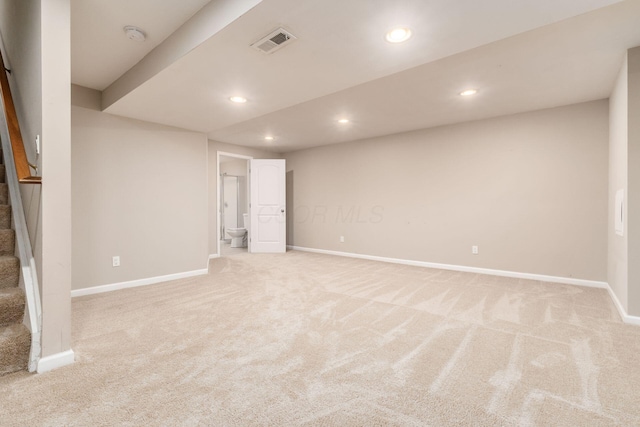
216, 151, 253, 257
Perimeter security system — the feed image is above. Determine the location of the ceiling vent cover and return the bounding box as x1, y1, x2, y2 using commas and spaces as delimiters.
251, 28, 297, 54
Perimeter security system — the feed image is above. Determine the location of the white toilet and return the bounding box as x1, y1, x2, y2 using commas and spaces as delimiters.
227, 213, 248, 248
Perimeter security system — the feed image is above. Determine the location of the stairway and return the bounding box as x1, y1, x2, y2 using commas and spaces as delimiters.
0, 156, 30, 376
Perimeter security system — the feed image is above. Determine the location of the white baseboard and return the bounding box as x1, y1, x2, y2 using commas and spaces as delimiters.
605, 284, 640, 326
288, 245, 640, 326
71, 269, 209, 298
288, 245, 607, 289
37, 349, 75, 374
209, 254, 220, 260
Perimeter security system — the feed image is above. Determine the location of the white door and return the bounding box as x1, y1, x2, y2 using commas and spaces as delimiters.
249, 159, 286, 253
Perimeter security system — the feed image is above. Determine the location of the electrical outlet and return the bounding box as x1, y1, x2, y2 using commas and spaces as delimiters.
112, 256, 120, 267
472, 246, 479, 255
340, 236, 345, 243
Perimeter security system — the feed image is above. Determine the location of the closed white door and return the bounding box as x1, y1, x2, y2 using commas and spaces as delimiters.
249, 159, 286, 253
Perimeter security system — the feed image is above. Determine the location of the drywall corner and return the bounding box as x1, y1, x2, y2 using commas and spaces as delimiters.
628, 46, 640, 316
608, 52, 629, 313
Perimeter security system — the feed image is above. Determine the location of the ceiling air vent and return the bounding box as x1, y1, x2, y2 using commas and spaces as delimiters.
251, 28, 297, 54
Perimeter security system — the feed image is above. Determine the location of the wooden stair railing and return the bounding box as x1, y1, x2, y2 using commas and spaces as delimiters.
0, 52, 41, 184
0, 46, 43, 372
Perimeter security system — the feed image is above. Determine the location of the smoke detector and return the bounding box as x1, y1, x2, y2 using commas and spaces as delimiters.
123, 26, 146, 42
251, 28, 296, 54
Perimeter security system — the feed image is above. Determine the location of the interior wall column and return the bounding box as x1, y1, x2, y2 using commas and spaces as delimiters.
628, 46, 640, 317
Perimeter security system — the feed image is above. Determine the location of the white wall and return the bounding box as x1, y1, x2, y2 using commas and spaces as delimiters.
285, 100, 609, 282
72, 86, 208, 290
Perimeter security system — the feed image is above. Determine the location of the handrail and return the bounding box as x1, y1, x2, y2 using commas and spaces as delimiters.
0, 47, 42, 371
0, 52, 41, 184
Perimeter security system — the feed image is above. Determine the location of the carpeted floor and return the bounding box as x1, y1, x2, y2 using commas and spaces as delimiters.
1, 250, 639, 426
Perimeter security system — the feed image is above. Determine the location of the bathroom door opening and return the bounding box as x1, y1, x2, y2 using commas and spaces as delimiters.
221, 174, 240, 241
217, 152, 251, 258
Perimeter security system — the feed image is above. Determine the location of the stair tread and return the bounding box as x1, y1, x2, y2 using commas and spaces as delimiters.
0, 205, 10, 230
0, 287, 25, 326
0, 286, 24, 299
0, 323, 30, 375
0, 228, 15, 256
0, 255, 20, 288
0, 161, 28, 376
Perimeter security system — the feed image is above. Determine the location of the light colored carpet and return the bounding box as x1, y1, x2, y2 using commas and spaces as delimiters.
1, 250, 639, 426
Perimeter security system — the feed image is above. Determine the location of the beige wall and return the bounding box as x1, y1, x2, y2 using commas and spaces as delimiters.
608, 46, 640, 318
609, 54, 629, 312
285, 100, 609, 281
208, 141, 280, 256
41, 0, 72, 359
72, 89, 208, 290
628, 47, 640, 316
0, 0, 43, 279
0, 0, 73, 359
220, 158, 249, 177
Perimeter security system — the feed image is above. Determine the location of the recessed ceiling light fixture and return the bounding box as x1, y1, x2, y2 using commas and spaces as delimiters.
229, 96, 247, 103
123, 26, 146, 42
460, 89, 478, 97
265, 136, 274, 141
338, 119, 350, 124
386, 27, 412, 43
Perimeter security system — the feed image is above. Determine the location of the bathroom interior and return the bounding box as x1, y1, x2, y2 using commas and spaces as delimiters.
220, 155, 249, 256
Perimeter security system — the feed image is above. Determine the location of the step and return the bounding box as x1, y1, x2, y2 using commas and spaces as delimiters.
0, 287, 25, 327
0, 255, 19, 288
0, 323, 30, 375
0, 183, 6, 205
0, 229, 14, 256
0, 205, 9, 229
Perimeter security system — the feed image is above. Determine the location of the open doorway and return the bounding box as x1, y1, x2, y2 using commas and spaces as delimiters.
217, 152, 252, 257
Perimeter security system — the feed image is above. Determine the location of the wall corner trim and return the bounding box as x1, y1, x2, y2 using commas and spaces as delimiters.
606, 284, 640, 326
70, 269, 209, 298
287, 246, 608, 288
36, 349, 75, 374
286, 246, 640, 324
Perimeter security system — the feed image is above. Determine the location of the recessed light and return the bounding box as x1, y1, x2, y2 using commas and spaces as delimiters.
265, 136, 274, 141
338, 119, 350, 124
229, 96, 247, 103
460, 89, 478, 97
386, 27, 412, 43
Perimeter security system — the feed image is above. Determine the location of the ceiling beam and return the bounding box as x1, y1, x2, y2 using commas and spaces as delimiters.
102, 0, 262, 111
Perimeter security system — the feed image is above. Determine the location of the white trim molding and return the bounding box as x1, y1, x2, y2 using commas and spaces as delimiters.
71, 269, 208, 298
288, 246, 608, 288
37, 349, 75, 374
209, 254, 220, 260
606, 285, 640, 326
288, 246, 640, 326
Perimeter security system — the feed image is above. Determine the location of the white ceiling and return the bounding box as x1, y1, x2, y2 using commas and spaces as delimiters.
71, 0, 640, 152
71, 0, 211, 90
